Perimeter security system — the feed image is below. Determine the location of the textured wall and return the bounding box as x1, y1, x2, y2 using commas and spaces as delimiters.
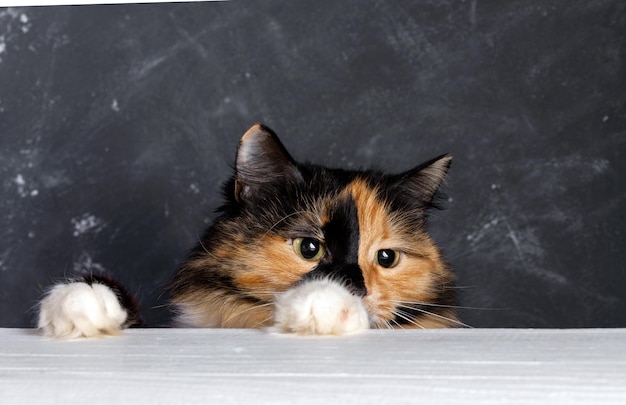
1, 1, 624, 327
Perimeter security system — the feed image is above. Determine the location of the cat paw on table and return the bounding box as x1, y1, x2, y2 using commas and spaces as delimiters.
273, 278, 370, 335
38, 281, 128, 339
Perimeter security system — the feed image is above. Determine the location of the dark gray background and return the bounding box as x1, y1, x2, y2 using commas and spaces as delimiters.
1, 1, 624, 328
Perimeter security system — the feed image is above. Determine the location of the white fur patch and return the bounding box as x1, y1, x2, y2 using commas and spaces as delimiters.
273, 279, 370, 335
38, 282, 128, 339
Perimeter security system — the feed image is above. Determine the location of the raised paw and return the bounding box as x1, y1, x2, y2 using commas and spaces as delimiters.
273, 278, 370, 335
38, 281, 129, 339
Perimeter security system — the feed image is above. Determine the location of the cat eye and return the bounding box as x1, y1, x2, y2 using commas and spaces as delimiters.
292, 237, 326, 261
376, 249, 401, 268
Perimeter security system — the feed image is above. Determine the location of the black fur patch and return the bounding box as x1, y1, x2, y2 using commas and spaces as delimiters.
302, 194, 367, 296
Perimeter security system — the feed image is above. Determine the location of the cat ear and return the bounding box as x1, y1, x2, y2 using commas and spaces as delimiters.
393, 154, 452, 204
234, 124, 303, 203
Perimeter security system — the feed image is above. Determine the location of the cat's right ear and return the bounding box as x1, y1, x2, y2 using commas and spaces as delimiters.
392, 153, 452, 206
234, 124, 303, 203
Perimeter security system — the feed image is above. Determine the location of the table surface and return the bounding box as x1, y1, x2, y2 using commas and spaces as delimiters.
1, 328, 625, 404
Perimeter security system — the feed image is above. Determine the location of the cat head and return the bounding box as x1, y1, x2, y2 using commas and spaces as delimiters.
174, 124, 457, 329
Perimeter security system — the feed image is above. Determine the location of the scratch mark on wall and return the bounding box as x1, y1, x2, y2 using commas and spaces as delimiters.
500, 215, 567, 285
466, 216, 500, 243
470, 0, 478, 28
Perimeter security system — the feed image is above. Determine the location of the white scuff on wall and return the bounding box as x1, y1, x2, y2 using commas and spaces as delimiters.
72, 251, 106, 273
13, 173, 39, 198
0, 8, 32, 61
71, 213, 105, 237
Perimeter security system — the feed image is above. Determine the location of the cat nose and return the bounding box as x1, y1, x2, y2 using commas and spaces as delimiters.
301, 263, 367, 297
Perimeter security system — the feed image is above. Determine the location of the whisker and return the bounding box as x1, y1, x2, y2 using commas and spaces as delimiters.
196, 232, 220, 260
390, 299, 506, 312
444, 285, 477, 290
402, 305, 473, 328
376, 318, 393, 330
388, 317, 404, 330
223, 301, 275, 325
254, 314, 276, 328
391, 309, 425, 329
263, 210, 312, 237
375, 320, 391, 330
232, 291, 281, 299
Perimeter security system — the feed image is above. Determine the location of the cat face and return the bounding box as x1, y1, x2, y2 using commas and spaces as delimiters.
170, 124, 458, 332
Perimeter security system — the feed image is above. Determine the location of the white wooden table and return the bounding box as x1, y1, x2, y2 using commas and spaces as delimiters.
1, 328, 625, 404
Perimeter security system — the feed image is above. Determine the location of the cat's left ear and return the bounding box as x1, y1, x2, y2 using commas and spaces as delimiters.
392, 154, 452, 204
234, 124, 303, 203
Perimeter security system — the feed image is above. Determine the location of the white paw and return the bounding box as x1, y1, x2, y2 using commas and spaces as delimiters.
273, 278, 370, 335
38, 282, 128, 339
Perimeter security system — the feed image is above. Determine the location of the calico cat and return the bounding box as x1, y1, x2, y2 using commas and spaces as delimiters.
38, 124, 458, 338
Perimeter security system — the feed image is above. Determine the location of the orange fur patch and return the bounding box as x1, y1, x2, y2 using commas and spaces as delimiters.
349, 179, 457, 329
232, 235, 315, 297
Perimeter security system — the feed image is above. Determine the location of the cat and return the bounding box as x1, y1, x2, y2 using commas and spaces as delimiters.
37, 123, 459, 338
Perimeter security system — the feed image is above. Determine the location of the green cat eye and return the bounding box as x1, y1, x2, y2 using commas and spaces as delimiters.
292, 237, 326, 261
376, 249, 401, 268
